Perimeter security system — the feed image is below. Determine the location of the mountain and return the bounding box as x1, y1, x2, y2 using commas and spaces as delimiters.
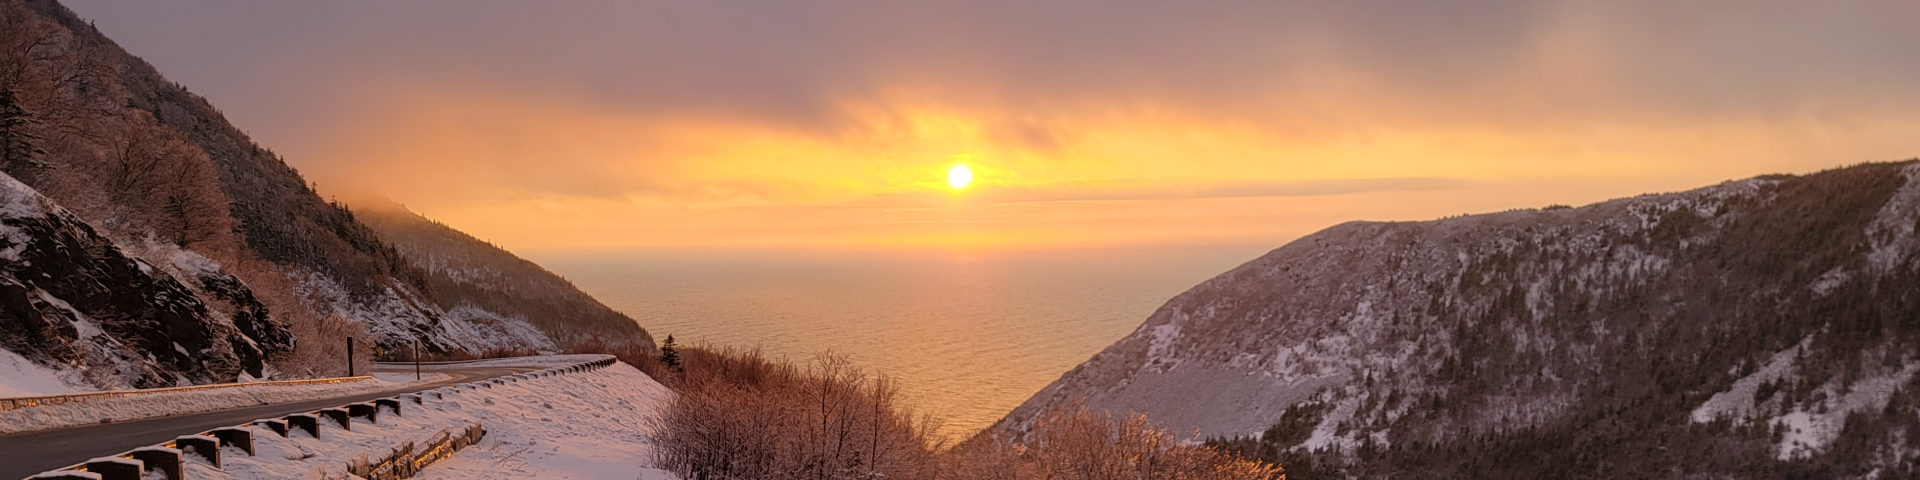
352, 199, 654, 352
1002, 161, 1920, 478
11, 0, 467, 353
0, 0, 652, 388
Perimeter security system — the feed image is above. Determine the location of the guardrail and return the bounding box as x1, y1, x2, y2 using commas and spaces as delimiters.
0, 376, 373, 412
20, 355, 619, 480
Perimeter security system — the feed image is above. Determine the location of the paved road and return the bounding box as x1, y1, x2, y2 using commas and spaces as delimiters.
0, 363, 537, 479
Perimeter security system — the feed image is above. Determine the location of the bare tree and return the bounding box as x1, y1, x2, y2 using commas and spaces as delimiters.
95, 110, 234, 250
0, 1, 118, 151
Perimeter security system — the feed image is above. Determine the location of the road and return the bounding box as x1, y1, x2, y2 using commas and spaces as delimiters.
0, 363, 537, 479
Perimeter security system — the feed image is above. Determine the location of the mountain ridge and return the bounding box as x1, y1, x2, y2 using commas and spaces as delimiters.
1002, 160, 1920, 477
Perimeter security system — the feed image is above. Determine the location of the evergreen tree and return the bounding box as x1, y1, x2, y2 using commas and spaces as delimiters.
660, 334, 682, 372
0, 87, 47, 172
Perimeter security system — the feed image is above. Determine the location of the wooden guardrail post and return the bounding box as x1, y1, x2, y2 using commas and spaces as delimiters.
127, 447, 182, 480
286, 414, 321, 439
376, 397, 403, 417
348, 402, 379, 424
317, 408, 351, 430
174, 435, 220, 467
210, 426, 255, 454
82, 457, 141, 480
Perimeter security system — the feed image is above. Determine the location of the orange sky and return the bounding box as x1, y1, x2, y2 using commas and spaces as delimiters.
66, 1, 1920, 252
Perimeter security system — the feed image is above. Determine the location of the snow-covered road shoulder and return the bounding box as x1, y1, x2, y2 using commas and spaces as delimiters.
165, 359, 676, 480
411, 361, 677, 480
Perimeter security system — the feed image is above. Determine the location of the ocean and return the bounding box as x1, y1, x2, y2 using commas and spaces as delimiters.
529, 245, 1269, 438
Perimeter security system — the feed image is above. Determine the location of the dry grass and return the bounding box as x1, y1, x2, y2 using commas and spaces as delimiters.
220, 256, 375, 379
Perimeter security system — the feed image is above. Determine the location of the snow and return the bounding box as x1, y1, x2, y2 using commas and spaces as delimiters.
1689, 330, 1920, 460
434, 305, 559, 354
0, 374, 440, 435
290, 271, 559, 355
0, 173, 55, 262
1144, 322, 1180, 370
1690, 335, 1812, 423
1302, 396, 1359, 451
1866, 163, 1920, 274
155, 360, 679, 480
0, 348, 79, 397
1769, 362, 1920, 460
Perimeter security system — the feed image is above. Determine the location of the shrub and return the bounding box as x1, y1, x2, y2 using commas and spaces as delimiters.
946, 403, 1283, 480
647, 345, 943, 480
646, 345, 1281, 480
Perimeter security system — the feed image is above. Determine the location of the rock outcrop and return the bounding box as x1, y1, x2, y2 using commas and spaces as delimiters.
0, 173, 290, 389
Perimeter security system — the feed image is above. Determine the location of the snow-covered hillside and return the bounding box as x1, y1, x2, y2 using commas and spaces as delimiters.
353, 201, 654, 354
1004, 161, 1920, 477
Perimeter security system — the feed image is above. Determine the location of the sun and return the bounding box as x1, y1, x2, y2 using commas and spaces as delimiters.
947, 164, 974, 190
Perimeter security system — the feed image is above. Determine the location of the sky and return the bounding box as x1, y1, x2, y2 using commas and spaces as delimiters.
63, 0, 1920, 253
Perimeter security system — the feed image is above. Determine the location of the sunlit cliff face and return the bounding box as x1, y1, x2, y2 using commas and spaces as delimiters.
67, 0, 1920, 252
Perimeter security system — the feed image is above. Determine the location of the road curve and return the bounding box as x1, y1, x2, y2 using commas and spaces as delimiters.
0, 364, 538, 479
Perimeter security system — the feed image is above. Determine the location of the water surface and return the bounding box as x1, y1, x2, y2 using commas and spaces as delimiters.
531, 246, 1267, 437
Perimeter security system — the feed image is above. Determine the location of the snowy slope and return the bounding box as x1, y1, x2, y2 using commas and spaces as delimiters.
0, 347, 73, 397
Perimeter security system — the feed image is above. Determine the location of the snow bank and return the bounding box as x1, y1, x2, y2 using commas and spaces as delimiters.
175, 361, 676, 480
0, 376, 432, 434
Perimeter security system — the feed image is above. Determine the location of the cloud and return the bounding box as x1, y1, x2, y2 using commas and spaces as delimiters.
59, 0, 1920, 249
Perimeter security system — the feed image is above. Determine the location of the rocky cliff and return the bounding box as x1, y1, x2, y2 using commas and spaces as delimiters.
1004, 161, 1920, 478
0, 173, 290, 389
